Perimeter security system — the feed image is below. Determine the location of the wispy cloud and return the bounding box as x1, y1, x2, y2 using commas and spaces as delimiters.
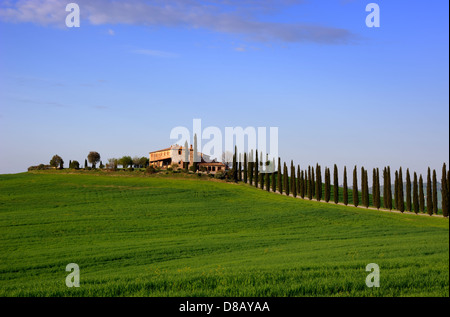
0, 0, 357, 45
132, 49, 179, 58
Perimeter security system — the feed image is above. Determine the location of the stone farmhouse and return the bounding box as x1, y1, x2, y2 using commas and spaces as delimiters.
149, 145, 227, 174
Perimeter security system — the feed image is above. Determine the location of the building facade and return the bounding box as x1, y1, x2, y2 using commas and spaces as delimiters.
149, 145, 227, 173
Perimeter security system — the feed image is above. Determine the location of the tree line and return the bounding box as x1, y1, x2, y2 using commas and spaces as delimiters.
229, 147, 449, 217
29, 152, 150, 171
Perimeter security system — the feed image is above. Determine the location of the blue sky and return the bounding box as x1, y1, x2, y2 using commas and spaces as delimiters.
0, 0, 448, 181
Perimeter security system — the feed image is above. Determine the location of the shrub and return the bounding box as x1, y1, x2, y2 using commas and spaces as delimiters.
146, 166, 156, 174
215, 171, 225, 179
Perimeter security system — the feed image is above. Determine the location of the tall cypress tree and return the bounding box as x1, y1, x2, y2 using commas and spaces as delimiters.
243, 153, 248, 184
311, 166, 315, 198
272, 168, 276, 193
447, 170, 450, 216
308, 166, 312, 200
398, 168, 404, 213
419, 174, 425, 213
387, 167, 393, 210
277, 158, 282, 194
325, 168, 331, 203
238, 154, 242, 182
406, 169, 412, 212
432, 169, 438, 215
254, 150, 259, 188
364, 169, 369, 208
375, 168, 381, 209
315, 164, 321, 202
442, 163, 448, 217
233, 146, 239, 182
361, 167, 366, 207
259, 153, 264, 190
394, 171, 399, 210
353, 166, 359, 207
290, 161, 294, 193
266, 170, 270, 192
248, 151, 254, 186
334, 164, 339, 204
292, 165, 297, 197
284, 163, 289, 196
304, 170, 308, 199
413, 172, 419, 214
297, 166, 301, 197
427, 167, 433, 215
343, 166, 348, 206
372, 169, 377, 208
383, 167, 388, 208
300, 169, 304, 198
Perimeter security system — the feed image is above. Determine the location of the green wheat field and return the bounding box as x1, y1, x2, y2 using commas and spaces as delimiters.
0, 171, 448, 297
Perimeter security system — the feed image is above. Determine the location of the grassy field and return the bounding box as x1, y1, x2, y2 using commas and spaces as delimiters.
0, 171, 448, 297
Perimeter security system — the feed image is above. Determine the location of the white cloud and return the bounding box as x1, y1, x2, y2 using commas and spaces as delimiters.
0, 0, 356, 44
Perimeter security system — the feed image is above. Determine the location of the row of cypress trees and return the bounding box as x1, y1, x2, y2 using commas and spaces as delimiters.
230, 148, 449, 217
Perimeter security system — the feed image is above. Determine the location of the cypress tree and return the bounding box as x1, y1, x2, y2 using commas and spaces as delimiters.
277, 158, 282, 194
266, 170, 270, 192
387, 167, 393, 210
406, 169, 412, 212
232, 152, 237, 182
383, 167, 387, 208
284, 163, 289, 196
447, 170, 450, 216
432, 169, 438, 215
353, 166, 359, 207
398, 168, 404, 212
277, 158, 283, 194
343, 166, 348, 206
292, 165, 297, 197
300, 169, 305, 198
361, 167, 366, 207
308, 166, 312, 200
394, 171, 399, 210
272, 169, 276, 193
372, 169, 377, 208
419, 175, 425, 213
375, 168, 381, 209
84, 159, 88, 169
254, 150, 259, 188
427, 167, 433, 215
315, 164, 321, 202
69, 160, 72, 169
442, 163, 448, 217
248, 151, 254, 185
311, 166, 315, 198
243, 153, 248, 184
334, 165, 339, 204
325, 168, 331, 203
297, 166, 301, 197
238, 154, 242, 182
364, 169, 369, 208
304, 170, 308, 199
290, 161, 294, 193
413, 172, 419, 214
